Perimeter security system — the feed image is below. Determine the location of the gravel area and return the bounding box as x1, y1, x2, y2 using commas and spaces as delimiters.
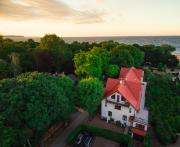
87, 115, 124, 133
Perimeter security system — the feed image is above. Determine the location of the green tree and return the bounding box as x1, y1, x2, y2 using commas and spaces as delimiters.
0, 116, 15, 147
0, 72, 74, 146
110, 44, 144, 67
0, 59, 10, 79
106, 64, 119, 78
100, 40, 119, 51
128, 45, 144, 67
74, 51, 102, 78
0, 36, 3, 49
9, 52, 21, 76
40, 34, 69, 71
110, 46, 134, 67
146, 72, 180, 145
141, 44, 178, 68
90, 47, 110, 70
77, 78, 103, 115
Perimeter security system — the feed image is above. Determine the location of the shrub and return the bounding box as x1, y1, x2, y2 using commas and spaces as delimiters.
106, 64, 119, 78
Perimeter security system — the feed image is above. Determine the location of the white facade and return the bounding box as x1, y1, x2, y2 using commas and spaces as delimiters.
101, 81, 148, 132
101, 92, 135, 126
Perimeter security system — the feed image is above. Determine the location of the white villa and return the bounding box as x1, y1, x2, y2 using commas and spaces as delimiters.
101, 67, 148, 139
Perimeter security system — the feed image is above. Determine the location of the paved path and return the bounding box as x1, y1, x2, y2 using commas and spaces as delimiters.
124, 126, 128, 134
50, 111, 89, 147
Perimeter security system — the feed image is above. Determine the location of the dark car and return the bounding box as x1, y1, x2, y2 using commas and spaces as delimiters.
82, 134, 94, 147
74, 132, 88, 146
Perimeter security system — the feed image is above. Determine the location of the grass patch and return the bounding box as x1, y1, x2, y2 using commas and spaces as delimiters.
66, 124, 132, 147
144, 134, 152, 147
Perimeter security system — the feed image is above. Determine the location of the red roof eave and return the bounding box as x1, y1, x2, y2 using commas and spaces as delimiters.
131, 128, 146, 137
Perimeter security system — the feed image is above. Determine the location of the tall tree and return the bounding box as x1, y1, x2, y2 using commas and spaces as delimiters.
90, 47, 110, 70
110, 46, 134, 67
74, 51, 102, 78
77, 77, 103, 115
9, 52, 21, 76
40, 34, 68, 72
35, 51, 53, 72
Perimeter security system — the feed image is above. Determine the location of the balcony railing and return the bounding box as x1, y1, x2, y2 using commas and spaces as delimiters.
106, 99, 130, 107
134, 117, 148, 125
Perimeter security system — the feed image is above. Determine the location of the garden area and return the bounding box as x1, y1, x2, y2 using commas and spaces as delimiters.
0, 34, 179, 147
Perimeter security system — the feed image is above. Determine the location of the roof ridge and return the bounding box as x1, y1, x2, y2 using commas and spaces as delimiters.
125, 80, 138, 101
125, 67, 139, 81
125, 80, 141, 110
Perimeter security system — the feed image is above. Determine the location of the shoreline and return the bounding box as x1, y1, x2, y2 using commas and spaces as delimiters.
2, 36, 180, 55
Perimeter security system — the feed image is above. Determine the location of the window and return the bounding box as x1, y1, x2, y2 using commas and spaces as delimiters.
129, 108, 132, 113
122, 115, 127, 121
121, 96, 125, 101
111, 94, 115, 99
117, 95, 120, 102
108, 111, 112, 116
115, 105, 121, 110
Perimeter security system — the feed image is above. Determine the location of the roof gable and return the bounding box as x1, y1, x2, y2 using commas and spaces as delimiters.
104, 67, 144, 111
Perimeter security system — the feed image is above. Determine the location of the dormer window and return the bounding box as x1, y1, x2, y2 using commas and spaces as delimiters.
117, 95, 120, 102
111, 94, 115, 99
121, 96, 125, 101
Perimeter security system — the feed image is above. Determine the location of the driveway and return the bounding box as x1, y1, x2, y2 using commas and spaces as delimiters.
49, 110, 89, 147
87, 115, 124, 133
93, 137, 119, 147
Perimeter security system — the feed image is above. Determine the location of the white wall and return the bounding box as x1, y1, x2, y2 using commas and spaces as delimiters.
101, 99, 135, 126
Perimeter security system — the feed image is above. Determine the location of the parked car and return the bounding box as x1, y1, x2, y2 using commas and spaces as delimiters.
82, 134, 94, 147
74, 132, 88, 146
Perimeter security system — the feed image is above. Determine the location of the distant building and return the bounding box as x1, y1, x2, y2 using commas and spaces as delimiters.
174, 52, 180, 61
101, 67, 148, 139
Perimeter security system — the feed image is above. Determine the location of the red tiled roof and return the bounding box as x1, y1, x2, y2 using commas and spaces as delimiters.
131, 128, 146, 137
104, 67, 144, 111
120, 67, 143, 81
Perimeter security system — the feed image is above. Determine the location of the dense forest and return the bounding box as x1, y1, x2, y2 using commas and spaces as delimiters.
0, 34, 178, 79
145, 70, 180, 145
0, 34, 179, 146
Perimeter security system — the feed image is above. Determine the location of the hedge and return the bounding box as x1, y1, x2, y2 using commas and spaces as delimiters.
144, 134, 152, 147
66, 124, 132, 147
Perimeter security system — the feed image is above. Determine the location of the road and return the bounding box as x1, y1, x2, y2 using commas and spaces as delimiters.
50, 110, 89, 147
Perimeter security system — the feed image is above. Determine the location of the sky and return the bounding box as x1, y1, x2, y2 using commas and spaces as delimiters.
0, 0, 180, 37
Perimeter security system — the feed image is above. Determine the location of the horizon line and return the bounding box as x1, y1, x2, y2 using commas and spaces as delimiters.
2, 34, 180, 38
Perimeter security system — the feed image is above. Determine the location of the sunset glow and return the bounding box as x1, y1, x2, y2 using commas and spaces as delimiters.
0, 0, 180, 37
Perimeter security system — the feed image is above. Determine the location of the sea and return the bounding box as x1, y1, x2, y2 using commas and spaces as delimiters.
63, 36, 180, 54
4, 36, 180, 54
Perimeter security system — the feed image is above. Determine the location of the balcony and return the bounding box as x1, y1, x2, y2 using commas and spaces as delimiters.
106, 99, 130, 107
134, 117, 148, 125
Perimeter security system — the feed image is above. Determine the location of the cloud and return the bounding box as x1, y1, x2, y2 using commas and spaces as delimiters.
0, 0, 105, 24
